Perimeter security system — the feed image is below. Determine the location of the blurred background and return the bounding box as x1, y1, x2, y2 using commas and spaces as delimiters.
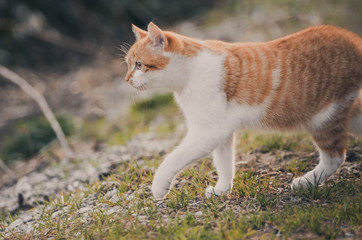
0, 0, 361, 181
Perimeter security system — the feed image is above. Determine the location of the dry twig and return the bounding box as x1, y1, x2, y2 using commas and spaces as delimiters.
0, 158, 17, 181
0, 66, 74, 159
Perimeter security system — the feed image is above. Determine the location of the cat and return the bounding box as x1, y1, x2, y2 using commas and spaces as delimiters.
124, 22, 362, 200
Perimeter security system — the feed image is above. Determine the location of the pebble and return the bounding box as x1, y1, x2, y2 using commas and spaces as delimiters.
137, 215, 148, 222
51, 210, 62, 219
22, 214, 33, 223
78, 206, 93, 214
104, 188, 119, 203
195, 211, 202, 216
62, 206, 70, 213
106, 206, 122, 215
8, 219, 23, 229
344, 233, 354, 238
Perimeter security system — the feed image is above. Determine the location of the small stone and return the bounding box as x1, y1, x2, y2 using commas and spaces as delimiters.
51, 210, 62, 219
22, 214, 33, 223
195, 211, 202, 216
106, 206, 122, 215
137, 215, 148, 222
66, 184, 76, 192
72, 181, 82, 188
62, 206, 70, 213
102, 181, 120, 191
345, 233, 354, 238
72, 170, 89, 183
9, 219, 22, 229
78, 206, 93, 214
98, 203, 110, 210
104, 188, 119, 203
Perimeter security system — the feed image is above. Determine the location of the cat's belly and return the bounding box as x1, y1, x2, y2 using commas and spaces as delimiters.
226, 97, 328, 131
226, 101, 267, 130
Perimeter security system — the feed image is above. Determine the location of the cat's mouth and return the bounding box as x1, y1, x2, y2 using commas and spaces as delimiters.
134, 85, 147, 91
128, 80, 148, 91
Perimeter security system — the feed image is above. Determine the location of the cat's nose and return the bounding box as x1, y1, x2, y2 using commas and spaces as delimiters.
125, 76, 133, 85
125, 75, 132, 82
125, 72, 133, 83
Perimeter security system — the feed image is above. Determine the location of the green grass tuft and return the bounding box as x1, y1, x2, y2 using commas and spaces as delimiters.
238, 131, 315, 153
131, 94, 174, 113
0, 115, 74, 164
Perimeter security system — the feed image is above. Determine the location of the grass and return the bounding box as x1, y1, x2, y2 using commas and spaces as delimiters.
2, 139, 361, 239
238, 131, 315, 153
1, 94, 361, 239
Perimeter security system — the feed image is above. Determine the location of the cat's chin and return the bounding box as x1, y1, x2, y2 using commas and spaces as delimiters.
134, 86, 148, 91
129, 84, 148, 91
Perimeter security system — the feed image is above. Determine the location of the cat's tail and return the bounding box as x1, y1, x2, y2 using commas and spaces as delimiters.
348, 89, 362, 136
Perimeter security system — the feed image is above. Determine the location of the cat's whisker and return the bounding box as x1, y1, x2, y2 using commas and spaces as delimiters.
119, 42, 131, 49
117, 44, 130, 57
122, 42, 132, 49
116, 54, 127, 61
130, 88, 137, 106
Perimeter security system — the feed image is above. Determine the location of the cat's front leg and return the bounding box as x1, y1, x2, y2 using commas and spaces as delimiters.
205, 133, 235, 198
152, 128, 228, 200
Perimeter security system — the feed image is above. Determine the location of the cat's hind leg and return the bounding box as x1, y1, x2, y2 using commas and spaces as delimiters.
291, 148, 345, 189
292, 104, 349, 189
205, 133, 235, 198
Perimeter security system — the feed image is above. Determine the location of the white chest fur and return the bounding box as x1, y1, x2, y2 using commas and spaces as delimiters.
173, 50, 269, 132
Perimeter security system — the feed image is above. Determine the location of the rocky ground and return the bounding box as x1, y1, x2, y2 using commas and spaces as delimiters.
1, 119, 361, 238
1, 124, 183, 236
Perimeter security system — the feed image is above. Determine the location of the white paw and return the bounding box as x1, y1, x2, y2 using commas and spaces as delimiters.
151, 174, 172, 200
151, 186, 169, 200
205, 186, 230, 198
291, 177, 312, 190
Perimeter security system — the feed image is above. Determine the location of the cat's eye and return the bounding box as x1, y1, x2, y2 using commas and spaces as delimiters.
135, 61, 142, 70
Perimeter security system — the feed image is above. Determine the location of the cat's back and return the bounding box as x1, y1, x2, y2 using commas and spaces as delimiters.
269, 25, 362, 75
266, 25, 362, 91
269, 25, 362, 52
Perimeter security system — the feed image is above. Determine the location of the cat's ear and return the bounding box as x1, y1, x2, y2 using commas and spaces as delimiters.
147, 22, 166, 49
132, 24, 147, 41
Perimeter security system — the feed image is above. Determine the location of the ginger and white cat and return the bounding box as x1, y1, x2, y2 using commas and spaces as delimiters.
124, 22, 362, 199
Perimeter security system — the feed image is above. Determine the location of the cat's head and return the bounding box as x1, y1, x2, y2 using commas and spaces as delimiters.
124, 22, 175, 91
